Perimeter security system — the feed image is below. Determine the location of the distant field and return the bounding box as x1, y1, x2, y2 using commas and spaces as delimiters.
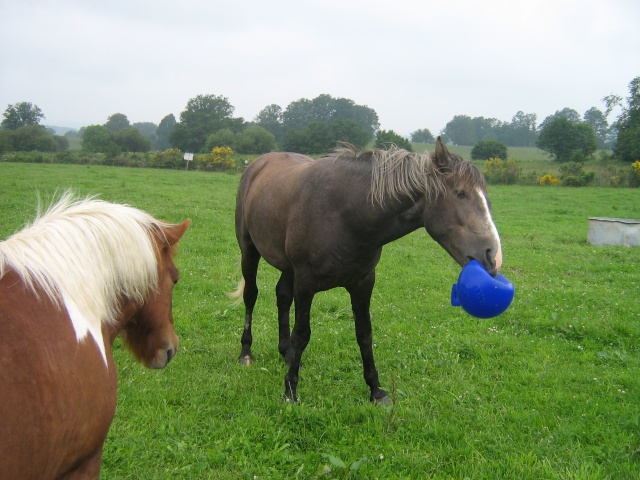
412, 142, 624, 183
1, 163, 639, 479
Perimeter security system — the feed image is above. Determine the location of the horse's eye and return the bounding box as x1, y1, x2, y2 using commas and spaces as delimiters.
455, 189, 466, 199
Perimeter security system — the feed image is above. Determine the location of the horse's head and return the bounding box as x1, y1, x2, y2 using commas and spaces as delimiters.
121, 218, 190, 369
422, 139, 502, 276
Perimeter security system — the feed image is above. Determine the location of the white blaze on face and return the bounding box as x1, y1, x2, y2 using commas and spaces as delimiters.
477, 188, 502, 271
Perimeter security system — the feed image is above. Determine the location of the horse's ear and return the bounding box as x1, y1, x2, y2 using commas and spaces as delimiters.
164, 218, 191, 246
434, 137, 451, 171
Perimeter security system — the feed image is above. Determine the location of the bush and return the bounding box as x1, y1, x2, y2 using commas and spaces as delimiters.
483, 157, 521, 184
471, 139, 508, 160
629, 160, 640, 187
150, 148, 184, 169
558, 162, 594, 187
196, 146, 236, 171
539, 174, 560, 185
55, 151, 80, 164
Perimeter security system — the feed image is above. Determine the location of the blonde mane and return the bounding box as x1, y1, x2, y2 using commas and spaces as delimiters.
0, 192, 166, 361
333, 144, 486, 206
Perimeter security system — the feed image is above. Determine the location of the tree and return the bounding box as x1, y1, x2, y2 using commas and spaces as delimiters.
471, 139, 508, 161
132, 122, 158, 147
170, 94, 237, 152
350, 104, 380, 139
281, 94, 379, 144
112, 127, 151, 152
1, 102, 45, 130
64, 129, 80, 138
82, 125, 115, 153
410, 128, 435, 144
282, 122, 334, 154
10, 124, 59, 152
443, 115, 477, 145
536, 117, 597, 163
282, 98, 314, 132
205, 126, 276, 154
539, 108, 581, 132
104, 113, 130, 132
375, 130, 413, 151
331, 119, 370, 150
0, 131, 12, 154
156, 114, 176, 150
508, 111, 538, 146
613, 76, 640, 163
241, 126, 276, 154
254, 104, 284, 143
442, 112, 539, 147
206, 128, 236, 150
583, 107, 609, 149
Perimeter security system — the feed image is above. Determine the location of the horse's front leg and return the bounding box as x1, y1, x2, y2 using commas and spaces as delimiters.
283, 289, 313, 402
348, 274, 391, 404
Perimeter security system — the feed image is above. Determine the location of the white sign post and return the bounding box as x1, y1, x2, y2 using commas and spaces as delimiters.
183, 153, 194, 170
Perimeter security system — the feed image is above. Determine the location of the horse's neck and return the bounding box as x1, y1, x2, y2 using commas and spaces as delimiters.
106, 300, 138, 343
364, 195, 426, 247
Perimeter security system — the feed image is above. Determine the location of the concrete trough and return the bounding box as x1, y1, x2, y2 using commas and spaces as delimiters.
588, 217, 640, 247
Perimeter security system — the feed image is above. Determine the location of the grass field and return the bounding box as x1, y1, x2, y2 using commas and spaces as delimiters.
1, 162, 639, 479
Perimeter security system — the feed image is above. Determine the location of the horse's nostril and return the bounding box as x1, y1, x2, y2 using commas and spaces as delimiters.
166, 348, 175, 363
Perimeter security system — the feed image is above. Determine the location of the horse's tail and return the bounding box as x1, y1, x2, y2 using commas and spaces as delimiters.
227, 276, 245, 307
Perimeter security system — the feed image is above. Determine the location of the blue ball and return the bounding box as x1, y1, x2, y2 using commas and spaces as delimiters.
451, 260, 515, 319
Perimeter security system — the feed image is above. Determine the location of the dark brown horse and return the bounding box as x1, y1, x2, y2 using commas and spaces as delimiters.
232, 138, 502, 403
0, 193, 189, 479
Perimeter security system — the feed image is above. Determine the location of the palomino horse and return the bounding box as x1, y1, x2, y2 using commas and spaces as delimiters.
0, 193, 190, 479
233, 138, 502, 403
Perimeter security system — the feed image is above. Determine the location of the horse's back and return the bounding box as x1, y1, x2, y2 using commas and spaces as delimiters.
235, 153, 315, 268
238, 151, 313, 196
0, 271, 116, 479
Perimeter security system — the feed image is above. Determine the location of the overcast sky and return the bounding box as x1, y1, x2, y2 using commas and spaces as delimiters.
1, 0, 638, 136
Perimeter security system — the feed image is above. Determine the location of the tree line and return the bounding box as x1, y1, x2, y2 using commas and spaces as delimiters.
1, 77, 639, 164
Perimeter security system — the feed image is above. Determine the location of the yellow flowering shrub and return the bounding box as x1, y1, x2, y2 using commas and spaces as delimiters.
539, 174, 560, 185
196, 146, 236, 171
211, 146, 235, 169
630, 161, 640, 187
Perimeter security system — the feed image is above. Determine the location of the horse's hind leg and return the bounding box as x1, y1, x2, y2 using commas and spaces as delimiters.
238, 244, 260, 365
284, 288, 314, 402
348, 275, 391, 404
276, 270, 294, 364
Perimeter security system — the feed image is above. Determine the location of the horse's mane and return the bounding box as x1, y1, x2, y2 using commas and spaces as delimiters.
0, 192, 168, 359
332, 143, 486, 206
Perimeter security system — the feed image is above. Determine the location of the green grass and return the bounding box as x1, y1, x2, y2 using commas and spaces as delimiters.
1, 163, 639, 479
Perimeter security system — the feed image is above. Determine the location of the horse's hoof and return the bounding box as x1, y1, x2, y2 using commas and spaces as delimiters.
284, 382, 298, 403
238, 355, 252, 366
370, 389, 393, 406
283, 392, 299, 403
374, 395, 393, 407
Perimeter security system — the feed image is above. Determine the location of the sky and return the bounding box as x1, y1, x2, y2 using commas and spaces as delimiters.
1, 0, 639, 137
